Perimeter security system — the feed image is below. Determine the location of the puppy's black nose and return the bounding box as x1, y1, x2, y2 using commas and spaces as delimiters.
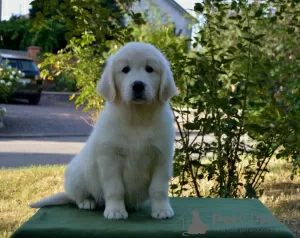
132, 81, 145, 93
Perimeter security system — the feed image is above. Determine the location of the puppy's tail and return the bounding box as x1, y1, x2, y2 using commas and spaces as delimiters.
29, 192, 74, 208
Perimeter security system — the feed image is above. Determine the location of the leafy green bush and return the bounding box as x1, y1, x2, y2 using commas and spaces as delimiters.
39, 33, 107, 110
171, 0, 300, 198
0, 17, 67, 53
47, 72, 77, 92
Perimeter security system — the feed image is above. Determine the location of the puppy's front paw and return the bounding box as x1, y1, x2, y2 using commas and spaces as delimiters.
152, 207, 174, 219
78, 199, 96, 210
104, 208, 128, 220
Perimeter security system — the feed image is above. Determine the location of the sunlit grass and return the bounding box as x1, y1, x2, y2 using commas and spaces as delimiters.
0, 165, 65, 238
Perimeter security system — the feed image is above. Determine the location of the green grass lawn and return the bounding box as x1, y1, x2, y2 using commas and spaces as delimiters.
0, 161, 299, 238
0, 165, 65, 238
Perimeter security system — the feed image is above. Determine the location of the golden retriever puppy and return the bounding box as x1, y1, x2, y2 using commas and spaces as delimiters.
30, 42, 178, 220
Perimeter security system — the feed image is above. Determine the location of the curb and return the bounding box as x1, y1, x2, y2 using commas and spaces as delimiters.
0, 133, 90, 139
42, 91, 80, 96
41, 91, 80, 103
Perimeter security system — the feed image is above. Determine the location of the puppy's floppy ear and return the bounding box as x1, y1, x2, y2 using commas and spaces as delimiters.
159, 59, 178, 102
96, 57, 115, 102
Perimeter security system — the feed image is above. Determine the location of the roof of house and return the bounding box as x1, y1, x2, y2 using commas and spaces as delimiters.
167, 0, 198, 23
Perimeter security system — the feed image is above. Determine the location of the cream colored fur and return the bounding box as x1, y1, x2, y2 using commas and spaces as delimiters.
30, 42, 178, 220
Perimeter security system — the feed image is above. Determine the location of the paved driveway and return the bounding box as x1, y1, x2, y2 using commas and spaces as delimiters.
0, 96, 93, 137
0, 96, 93, 168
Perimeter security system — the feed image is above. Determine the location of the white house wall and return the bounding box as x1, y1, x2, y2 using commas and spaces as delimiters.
130, 0, 193, 37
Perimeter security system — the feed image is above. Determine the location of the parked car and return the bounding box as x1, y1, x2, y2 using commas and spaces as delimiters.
0, 53, 43, 105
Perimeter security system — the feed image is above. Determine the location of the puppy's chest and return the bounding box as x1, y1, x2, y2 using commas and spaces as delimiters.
120, 142, 158, 196
117, 134, 160, 176
118, 138, 159, 165
118, 129, 158, 155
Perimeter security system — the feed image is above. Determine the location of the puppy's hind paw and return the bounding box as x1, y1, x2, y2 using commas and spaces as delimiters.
104, 208, 128, 220
78, 199, 96, 210
152, 207, 174, 219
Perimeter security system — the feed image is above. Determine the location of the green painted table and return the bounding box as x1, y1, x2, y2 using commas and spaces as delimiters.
11, 198, 295, 238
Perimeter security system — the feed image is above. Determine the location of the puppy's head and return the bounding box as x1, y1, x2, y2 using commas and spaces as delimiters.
96, 42, 178, 104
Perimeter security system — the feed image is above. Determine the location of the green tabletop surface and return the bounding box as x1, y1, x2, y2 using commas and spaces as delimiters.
11, 197, 295, 238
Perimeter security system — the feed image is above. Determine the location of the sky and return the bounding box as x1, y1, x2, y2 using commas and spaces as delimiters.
175, 0, 198, 18
1, 0, 198, 20
2, 0, 31, 20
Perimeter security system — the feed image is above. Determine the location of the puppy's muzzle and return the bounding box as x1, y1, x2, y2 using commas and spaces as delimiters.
132, 81, 146, 102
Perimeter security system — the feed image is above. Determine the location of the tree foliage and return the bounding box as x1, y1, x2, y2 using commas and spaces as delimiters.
0, 16, 67, 53
30, 0, 138, 43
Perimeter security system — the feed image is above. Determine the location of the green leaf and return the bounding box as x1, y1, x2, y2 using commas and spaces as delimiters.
229, 15, 242, 21
248, 101, 267, 108
131, 12, 146, 25
252, 41, 262, 46
231, 77, 239, 84
276, 153, 283, 159
170, 184, 178, 190
227, 46, 238, 54
229, 97, 239, 105
287, 27, 295, 34
270, 16, 277, 22
237, 43, 246, 53
245, 123, 267, 133
259, 189, 264, 197
231, 1, 237, 10
190, 160, 201, 167
254, 34, 265, 40
183, 122, 201, 130
173, 168, 181, 177
290, 174, 294, 180
180, 180, 189, 186
194, 3, 204, 13
245, 184, 257, 198
255, 9, 263, 17
218, 25, 228, 30
243, 37, 254, 43
221, 57, 235, 64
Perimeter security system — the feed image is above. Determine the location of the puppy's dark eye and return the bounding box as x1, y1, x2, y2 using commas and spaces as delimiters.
122, 66, 130, 73
145, 65, 154, 73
